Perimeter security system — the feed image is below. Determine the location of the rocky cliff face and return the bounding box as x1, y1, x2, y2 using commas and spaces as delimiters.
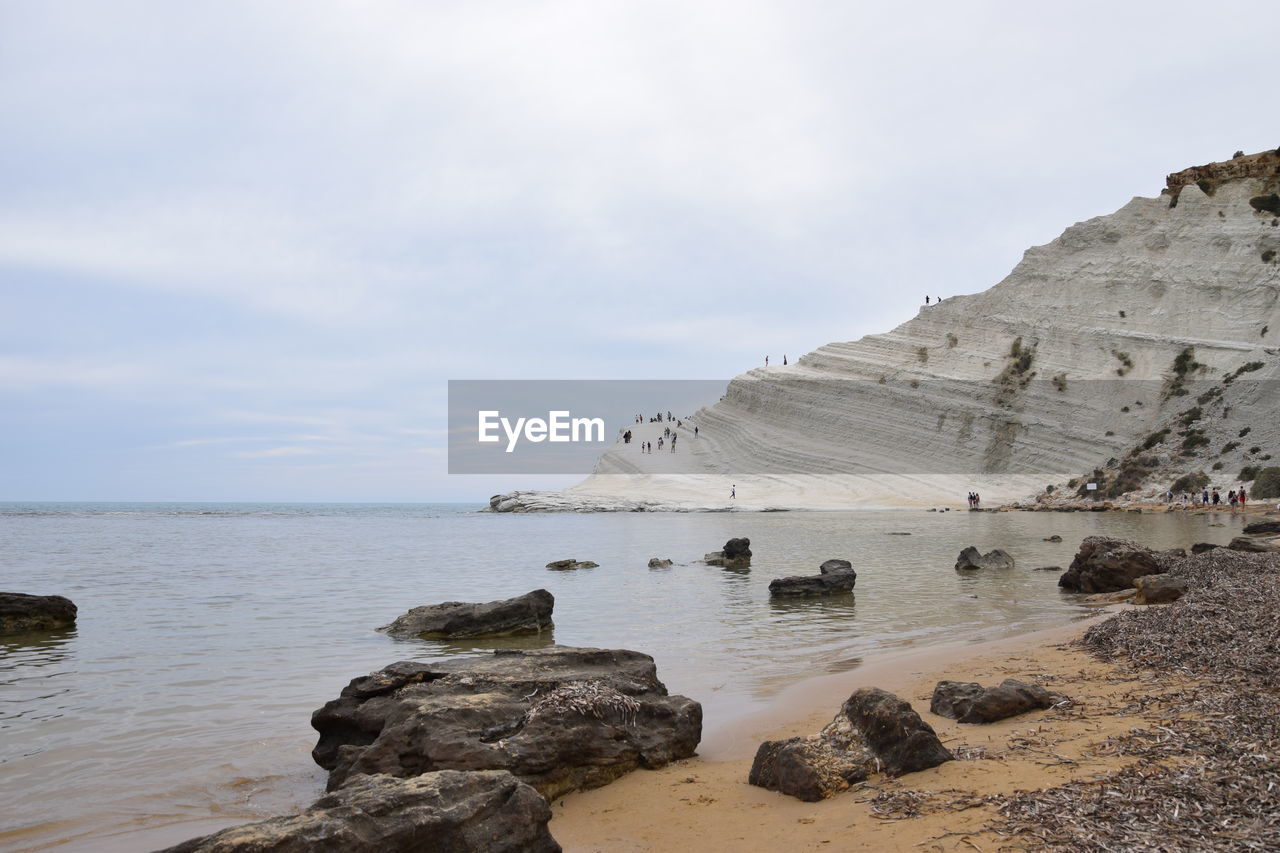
493, 151, 1280, 511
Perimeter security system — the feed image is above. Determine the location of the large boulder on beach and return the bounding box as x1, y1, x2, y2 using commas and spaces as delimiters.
1135, 574, 1189, 605
769, 563, 856, 597
1227, 536, 1280, 553
380, 589, 554, 640
930, 679, 1066, 723
0, 592, 77, 635
749, 687, 951, 801
705, 537, 752, 568
311, 647, 701, 800
158, 771, 559, 853
1057, 536, 1167, 593
954, 546, 1014, 570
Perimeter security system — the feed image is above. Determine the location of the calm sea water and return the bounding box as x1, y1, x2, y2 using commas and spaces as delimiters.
0, 502, 1245, 851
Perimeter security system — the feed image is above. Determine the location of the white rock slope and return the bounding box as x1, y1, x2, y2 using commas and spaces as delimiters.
492, 152, 1280, 511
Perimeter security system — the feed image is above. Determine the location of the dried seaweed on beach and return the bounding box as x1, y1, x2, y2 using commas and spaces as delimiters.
524, 681, 642, 726
985, 548, 1280, 851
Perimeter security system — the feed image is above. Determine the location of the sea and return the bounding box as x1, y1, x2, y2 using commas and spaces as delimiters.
0, 502, 1246, 851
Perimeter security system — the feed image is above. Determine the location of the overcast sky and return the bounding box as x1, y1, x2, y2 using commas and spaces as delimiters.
2, 1, 1276, 502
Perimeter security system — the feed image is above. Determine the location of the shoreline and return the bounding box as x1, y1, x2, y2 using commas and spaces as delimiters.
548, 608, 1158, 852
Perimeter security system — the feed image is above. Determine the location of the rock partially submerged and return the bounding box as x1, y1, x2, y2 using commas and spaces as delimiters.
1057, 536, 1170, 593
1043, 535, 1063, 542
955, 546, 1015, 570
546, 559, 599, 570
768, 560, 856, 597
930, 679, 1067, 723
311, 647, 701, 800
647, 557, 673, 568
749, 687, 951, 801
0, 592, 77, 635
1242, 519, 1280, 535
380, 589, 554, 640
158, 771, 559, 853
1227, 536, 1280, 553
704, 537, 752, 568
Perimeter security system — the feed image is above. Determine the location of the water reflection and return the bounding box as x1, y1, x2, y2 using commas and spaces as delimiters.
767, 594, 857, 622
414, 629, 557, 658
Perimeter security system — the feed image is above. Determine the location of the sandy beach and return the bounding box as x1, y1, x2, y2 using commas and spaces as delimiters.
549, 610, 1187, 852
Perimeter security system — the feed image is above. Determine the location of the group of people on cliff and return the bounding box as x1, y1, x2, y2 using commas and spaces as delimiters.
1166, 487, 1248, 508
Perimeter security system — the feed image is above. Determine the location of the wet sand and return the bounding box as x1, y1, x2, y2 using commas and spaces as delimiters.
551, 611, 1164, 852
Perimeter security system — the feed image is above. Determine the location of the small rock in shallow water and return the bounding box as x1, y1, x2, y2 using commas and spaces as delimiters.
379, 589, 553, 640
647, 557, 673, 568
0, 592, 77, 635
545, 559, 599, 570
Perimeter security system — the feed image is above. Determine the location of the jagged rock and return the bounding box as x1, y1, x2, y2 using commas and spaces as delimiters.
930, 679, 1066, 723
1191, 542, 1220, 554
379, 590, 554, 640
1243, 520, 1280, 535
0, 592, 77, 635
749, 687, 950, 800
311, 647, 701, 800
157, 771, 559, 853
954, 546, 1015, 570
819, 559, 853, 572
1227, 536, 1280, 553
705, 537, 751, 568
545, 559, 598, 570
1043, 535, 1063, 542
647, 558, 673, 568
1057, 536, 1166, 593
1135, 575, 1189, 604
768, 568, 856, 597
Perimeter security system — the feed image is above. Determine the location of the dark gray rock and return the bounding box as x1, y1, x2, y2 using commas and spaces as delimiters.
380, 590, 554, 640
1043, 535, 1063, 542
954, 546, 1015, 570
0, 592, 77, 635
1135, 574, 1189, 604
1190, 542, 1220, 555
705, 538, 752, 568
1057, 536, 1166, 593
930, 679, 1065, 723
819, 559, 853, 573
768, 568, 856, 597
1227, 536, 1280, 553
311, 647, 701, 800
545, 559, 598, 570
647, 558, 673, 568
1243, 520, 1280, 535
1033, 565, 1063, 572
157, 771, 559, 853
841, 688, 953, 775
749, 687, 950, 800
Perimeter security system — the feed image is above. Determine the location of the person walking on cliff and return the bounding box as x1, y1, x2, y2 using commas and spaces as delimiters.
694, 426, 699, 438
730, 484, 736, 500
783, 354, 788, 365
765, 356, 769, 366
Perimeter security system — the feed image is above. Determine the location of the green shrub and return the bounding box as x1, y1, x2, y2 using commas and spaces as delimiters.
946, 333, 958, 348
1111, 349, 1134, 377
1251, 194, 1280, 215
1045, 484, 1055, 494
1052, 372, 1067, 392
1177, 407, 1202, 426
1239, 426, 1252, 437
1171, 471, 1210, 493
1264, 250, 1277, 263
1240, 465, 1261, 482
917, 346, 929, 364
1212, 461, 1224, 470
1252, 467, 1280, 499
1250, 446, 1262, 454
1221, 441, 1240, 454
1141, 429, 1170, 450
1197, 386, 1223, 404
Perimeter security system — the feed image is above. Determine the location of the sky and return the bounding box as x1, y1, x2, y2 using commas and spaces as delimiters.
2, 0, 1277, 502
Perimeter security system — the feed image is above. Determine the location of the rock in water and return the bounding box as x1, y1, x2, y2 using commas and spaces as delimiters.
768, 562, 856, 597
157, 771, 560, 853
1227, 536, 1280, 553
930, 679, 1066, 723
1057, 536, 1166, 592
954, 546, 1015, 570
647, 557, 673, 568
380, 589, 554, 640
545, 559, 599, 570
1135, 574, 1189, 604
0, 592, 77, 634
311, 647, 702, 800
1243, 520, 1280, 535
1044, 535, 1063, 542
749, 687, 950, 801
705, 537, 752, 568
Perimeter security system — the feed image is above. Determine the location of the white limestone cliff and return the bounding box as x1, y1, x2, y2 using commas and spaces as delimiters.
492, 152, 1280, 511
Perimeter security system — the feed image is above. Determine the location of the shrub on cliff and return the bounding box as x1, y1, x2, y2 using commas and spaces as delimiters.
1170, 471, 1209, 493
1251, 467, 1280, 499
